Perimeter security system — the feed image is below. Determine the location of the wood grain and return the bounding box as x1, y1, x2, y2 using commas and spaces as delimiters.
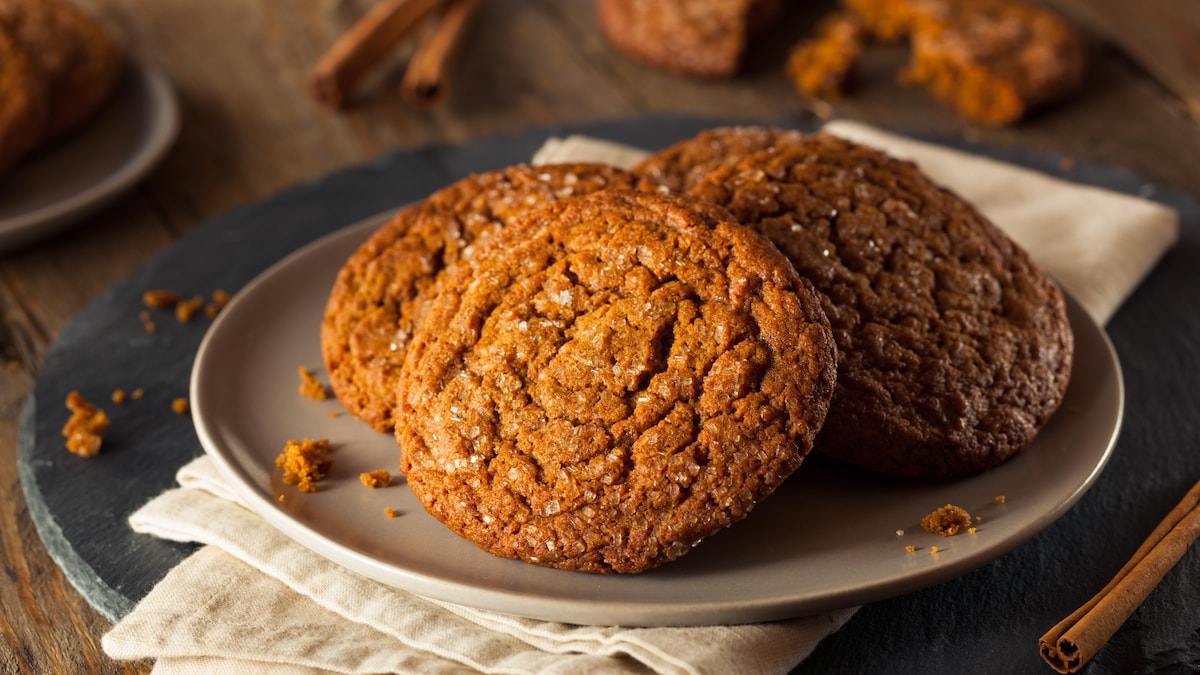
1, 0, 1198, 672
1046, 0, 1200, 122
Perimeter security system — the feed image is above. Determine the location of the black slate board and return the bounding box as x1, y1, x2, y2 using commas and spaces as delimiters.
19, 115, 1200, 673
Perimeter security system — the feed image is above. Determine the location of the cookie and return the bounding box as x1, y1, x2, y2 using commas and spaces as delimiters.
321, 163, 637, 433
0, 24, 45, 175
395, 190, 836, 573
596, 0, 784, 78
0, 0, 122, 145
631, 126, 807, 194
689, 132, 1073, 479
842, 0, 1086, 125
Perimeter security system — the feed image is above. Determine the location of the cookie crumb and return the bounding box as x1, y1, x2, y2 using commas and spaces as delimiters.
786, 13, 863, 100
142, 289, 182, 309
384, 507, 400, 518
131, 388, 145, 400
212, 289, 231, 306
931, 546, 940, 554
895, 529, 905, 537
921, 504, 973, 537
298, 366, 329, 401
275, 438, 333, 493
111, 388, 128, 403
139, 310, 156, 334
328, 411, 341, 418
62, 391, 109, 457
995, 495, 1006, 504
175, 296, 205, 323
968, 526, 977, 534
360, 470, 392, 488
171, 398, 190, 415
905, 545, 916, 552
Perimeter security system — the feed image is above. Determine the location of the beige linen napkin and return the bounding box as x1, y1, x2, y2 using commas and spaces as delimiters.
104, 122, 1179, 674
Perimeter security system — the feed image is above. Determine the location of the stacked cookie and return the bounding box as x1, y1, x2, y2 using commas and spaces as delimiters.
321, 127, 1073, 573
0, 0, 122, 176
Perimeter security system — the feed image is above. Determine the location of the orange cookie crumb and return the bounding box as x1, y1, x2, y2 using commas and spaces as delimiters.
921, 504, 972, 537
143, 289, 183, 309
905, 545, 916, 552
111, 388, 128, 403
786, 13, 864, 100
360, 470, 392, 488
175, 296, 205, 323
275, 438, 333, 493
931, 545, 940, 554
172, 398, 190, 414
384, 507, 400, 518
139, 310, 156, 334
212, 289, 231, 306
298, 366, 329, 401
995, 495, 1007, 504
62, 391, 109, 457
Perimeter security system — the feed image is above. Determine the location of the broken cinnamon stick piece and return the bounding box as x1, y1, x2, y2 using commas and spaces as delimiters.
1039, 479, 1200, 673
310, 0, 451, 108
399, 0, 480, 108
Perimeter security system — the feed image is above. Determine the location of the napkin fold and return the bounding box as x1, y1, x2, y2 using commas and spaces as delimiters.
104, 121, 1180, 674
104, 458, 851, 674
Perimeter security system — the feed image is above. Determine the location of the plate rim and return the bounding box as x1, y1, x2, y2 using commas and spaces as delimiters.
0, 59, 181, 250
191, 210, 1125, 626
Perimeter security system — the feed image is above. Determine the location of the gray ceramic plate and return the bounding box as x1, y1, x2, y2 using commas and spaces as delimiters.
191, 212, 1124, 627
0, 61, 179, 252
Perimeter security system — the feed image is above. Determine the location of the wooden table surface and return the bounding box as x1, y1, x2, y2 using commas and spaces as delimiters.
1, 1, 1197, 672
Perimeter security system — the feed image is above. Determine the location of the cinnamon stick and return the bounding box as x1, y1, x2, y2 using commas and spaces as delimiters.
399, 0, 481, 108
310, 0, 451, 108
1039, 479, 1200, 673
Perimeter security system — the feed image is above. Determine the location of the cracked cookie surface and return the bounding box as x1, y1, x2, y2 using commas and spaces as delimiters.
632, 125, 808, 194
395, 189, 836, 573
690, 132, 1073, 479
321, 163, 636, 432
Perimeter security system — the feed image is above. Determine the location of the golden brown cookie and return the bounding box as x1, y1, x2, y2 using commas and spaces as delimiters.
631, 126, 808, 194
321, 163, 637, 433
596, 0, 784, 78
0, 23, 45, 175
395, 190, 837, 573
689, 132, 1073, 479
0, 0, 122, 145
842, 0, 1086, 125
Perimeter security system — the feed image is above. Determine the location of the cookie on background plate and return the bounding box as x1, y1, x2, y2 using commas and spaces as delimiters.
596, 0, 785, 78
321, 163, 637, 433
0, 24, 45, 175
690, 132, 1073, 479
396, 189, 836, 573
0, 0, 122, 145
